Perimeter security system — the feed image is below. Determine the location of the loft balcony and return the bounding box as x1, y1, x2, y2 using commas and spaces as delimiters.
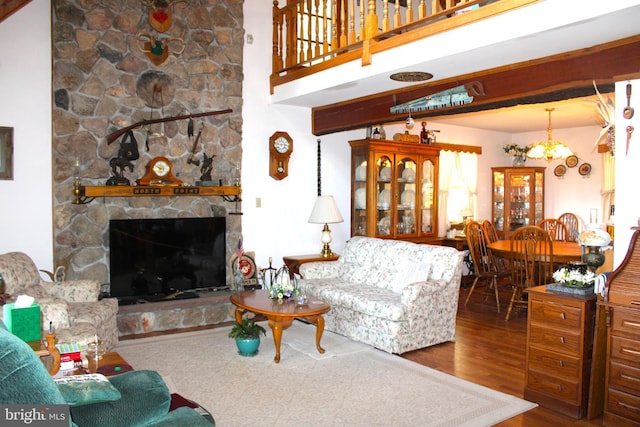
270, 0, 640, 135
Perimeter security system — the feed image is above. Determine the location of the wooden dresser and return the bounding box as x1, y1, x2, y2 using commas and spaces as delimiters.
600, 228, 640, 426
524, 286, 597, 419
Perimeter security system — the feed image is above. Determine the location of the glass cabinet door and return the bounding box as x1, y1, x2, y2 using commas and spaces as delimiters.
375, 154, 393, 237
353, 153, 368, 236
420, 158, 435, 234
508, 172, 531, 233
534, 171, 544, 224
396, 156, 417, 236
492, 170, 505, 232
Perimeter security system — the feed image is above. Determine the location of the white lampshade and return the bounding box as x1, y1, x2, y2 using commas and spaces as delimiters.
308, 195, 344, 224
308, 195, 343, 257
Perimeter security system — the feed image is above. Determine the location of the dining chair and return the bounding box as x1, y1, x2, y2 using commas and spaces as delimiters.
482, 220, 500, 244
558, 212, 580, 242
505, 225, 554, 321
537, 218, 569, 241
464, 221, 510, 312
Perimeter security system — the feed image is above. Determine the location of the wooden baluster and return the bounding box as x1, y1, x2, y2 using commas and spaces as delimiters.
406, 0, 413, 25
365, 0, 378, 38
418, 0, 426, 19
287, 7, 297, 68
431, 0, 439, 13
298, 1, 305, 63
360, 0, 365, 41
307, 0, 313, 60
394, 0, 401, 28
272, 1, 283, 72
340, 0, 347, 47
322, 0, 328, 53
382, 0, 389, 32
349, 0, 356, 44
393, 0, 402, 28
332, 0, 339, 50
314, 0, 321, 57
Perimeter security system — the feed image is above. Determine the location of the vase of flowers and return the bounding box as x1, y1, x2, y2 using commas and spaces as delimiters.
547, 267, 596, 295
269, 266, 298, 301
503, 144, 531, 166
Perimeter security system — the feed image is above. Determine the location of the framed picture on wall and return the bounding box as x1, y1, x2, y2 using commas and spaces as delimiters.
0, 127, 13, 180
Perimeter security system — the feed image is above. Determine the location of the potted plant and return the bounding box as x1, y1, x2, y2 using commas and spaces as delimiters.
228, 318, 266, 356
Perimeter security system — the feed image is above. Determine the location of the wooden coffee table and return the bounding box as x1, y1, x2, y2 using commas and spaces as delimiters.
229, 290, 331, 363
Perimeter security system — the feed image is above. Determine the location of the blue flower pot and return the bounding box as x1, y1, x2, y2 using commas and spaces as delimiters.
235, 337, 260, 356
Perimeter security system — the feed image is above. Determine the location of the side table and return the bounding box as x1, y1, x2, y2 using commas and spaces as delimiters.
441, 236, 474, 287
283, 254, 339, 278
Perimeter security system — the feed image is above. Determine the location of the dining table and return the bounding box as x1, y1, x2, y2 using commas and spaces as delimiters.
487, 239, 583, 264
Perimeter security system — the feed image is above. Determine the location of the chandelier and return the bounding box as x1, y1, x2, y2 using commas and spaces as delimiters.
527, 108, 573, 161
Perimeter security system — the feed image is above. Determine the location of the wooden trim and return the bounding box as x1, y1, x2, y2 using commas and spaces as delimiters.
312, 36, 640, 135
0, 0, 31, 24
81, 185, 241, 198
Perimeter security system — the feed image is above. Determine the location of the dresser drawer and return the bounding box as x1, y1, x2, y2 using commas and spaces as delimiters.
529, 327, 581, 355
611, 336, 640, 368
527, 370, 579, 403
606, 388, 640, 423
609, 361, 640, 395
611, 306, 640, 338
528, 346, 580, 379
530, 300, 582, 330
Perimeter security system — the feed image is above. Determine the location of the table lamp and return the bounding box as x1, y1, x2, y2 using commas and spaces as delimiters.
308, 195, 344, 257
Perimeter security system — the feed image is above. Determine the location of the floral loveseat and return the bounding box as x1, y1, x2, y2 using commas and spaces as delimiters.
0, 252, 119, 350
298, 236, 463, 354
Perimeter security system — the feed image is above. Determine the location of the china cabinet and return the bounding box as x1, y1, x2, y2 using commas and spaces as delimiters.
349, 139, 440, 243
599, 227, 640, 426
491, 167, 545, 238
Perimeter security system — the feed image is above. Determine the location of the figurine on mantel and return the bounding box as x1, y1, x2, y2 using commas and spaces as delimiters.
195, 153, 215, 186
106, 130, 139, 186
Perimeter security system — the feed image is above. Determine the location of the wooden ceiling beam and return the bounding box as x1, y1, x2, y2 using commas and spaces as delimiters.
312, 36, 640, 136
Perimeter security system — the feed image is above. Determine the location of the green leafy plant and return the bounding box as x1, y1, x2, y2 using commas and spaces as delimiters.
228, 318, 266, 340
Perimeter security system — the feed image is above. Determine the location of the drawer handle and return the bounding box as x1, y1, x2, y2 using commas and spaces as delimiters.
620, 373, 640, 383
559, 360, 565, 367
631, 300, 640, 306
621, 347, 640, 357
560, 312, 566, 320
560, 336, 566, 344
618, 401, 640, 411
621, 320, 640, 328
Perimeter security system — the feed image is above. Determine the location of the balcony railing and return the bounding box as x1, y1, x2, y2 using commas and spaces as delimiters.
271, 0, 539, 93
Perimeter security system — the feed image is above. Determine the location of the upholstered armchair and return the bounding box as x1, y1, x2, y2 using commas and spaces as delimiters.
0, 323, 214, 427
0, 252, 119, 350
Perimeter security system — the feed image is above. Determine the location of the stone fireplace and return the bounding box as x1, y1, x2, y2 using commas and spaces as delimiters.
51, 0, 244, 297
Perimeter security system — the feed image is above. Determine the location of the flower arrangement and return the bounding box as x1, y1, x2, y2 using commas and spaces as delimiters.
552, 268, 596, 288
268, 268, 298, 300
503, 144, 531, 156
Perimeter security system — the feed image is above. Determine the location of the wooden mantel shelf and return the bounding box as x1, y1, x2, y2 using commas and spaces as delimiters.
78, 185, 241, 199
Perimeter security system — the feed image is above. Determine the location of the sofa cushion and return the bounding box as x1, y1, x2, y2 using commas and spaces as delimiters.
390, 262, 432, 293
302, 280, 406, 321
55, 373, 122, 407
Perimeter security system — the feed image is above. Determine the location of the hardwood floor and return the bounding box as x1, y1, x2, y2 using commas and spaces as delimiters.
402, 283, 603, 426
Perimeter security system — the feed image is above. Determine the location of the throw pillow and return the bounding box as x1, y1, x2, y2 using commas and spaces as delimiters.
55, 373, 121, 407
390, 262, 432, 293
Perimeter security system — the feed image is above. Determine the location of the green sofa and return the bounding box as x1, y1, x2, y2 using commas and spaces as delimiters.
0, 323, 214, 426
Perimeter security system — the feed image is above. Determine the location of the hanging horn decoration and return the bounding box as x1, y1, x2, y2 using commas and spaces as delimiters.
141, 0, 188, 33
137, 33, 186, 66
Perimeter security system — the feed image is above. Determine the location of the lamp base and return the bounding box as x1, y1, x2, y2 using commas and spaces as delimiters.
320, 243, 334, 258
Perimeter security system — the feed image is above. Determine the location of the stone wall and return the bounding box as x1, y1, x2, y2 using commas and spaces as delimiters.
51, 0, 244, 287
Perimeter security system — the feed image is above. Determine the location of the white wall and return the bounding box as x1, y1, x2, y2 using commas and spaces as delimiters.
0, 1, 53, 271
613, 79, 640, 267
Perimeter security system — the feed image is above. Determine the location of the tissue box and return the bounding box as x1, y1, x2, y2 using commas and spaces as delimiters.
3, 303, 41, 342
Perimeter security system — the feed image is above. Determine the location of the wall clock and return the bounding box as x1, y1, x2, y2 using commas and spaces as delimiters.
138, 156, 182, 186
269, 131, 293, 180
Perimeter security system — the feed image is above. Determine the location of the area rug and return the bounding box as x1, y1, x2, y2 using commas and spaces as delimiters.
114, 321, 536, 427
